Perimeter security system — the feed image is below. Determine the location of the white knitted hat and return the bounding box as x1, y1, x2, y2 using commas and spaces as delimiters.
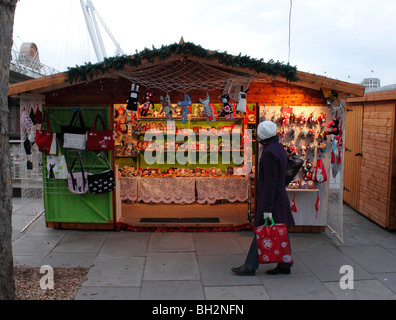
257, 121, 277, 140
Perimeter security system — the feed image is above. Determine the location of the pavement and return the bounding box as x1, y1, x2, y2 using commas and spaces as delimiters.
11, 198, 396, 300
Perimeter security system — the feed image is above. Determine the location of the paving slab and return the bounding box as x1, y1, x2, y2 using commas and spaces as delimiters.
82, 256, 145, 287
52, 230, 108, 253
262, 276, 335, 300
193, 233, 245, 255
204, 285, 270, 300
148, 233, 195, 252
140, 280, 204, 300
40, 252, 97, 268
75, 286, 141, 300
340, 245, 396, 273
98, 231, 149, 257
373, 272, 396, 294
295, 249, 373, 282
198, 254, 262, 286
143, 252, 200, 281
323, 280, 396, 300
12, 233, 65, 256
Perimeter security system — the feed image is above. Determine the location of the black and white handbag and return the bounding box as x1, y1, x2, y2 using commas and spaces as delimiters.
87, 152, 115, 195
61, 109, 90, 150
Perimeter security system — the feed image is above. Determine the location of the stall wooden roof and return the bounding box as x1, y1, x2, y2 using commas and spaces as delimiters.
8, 43, 365, 98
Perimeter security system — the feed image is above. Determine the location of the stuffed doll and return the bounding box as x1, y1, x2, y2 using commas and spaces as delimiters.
140, 91, 155, 117
219, 93, 234, 120
199, 94, 215, 123
325, 118, 340, 137
302, 159, 314, 181
178, 94, 192, 124
236, 86, 250, 113
160, 94, 176, 121
126, 83, 140, 111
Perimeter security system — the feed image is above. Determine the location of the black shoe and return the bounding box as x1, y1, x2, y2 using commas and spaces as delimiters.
266, 265, 291, 275
231, 264, 256, 276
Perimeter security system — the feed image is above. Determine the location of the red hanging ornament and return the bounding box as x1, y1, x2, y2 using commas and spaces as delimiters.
331, 150, 336, 164
291, 192, 298, 212
315, 191, 320, 218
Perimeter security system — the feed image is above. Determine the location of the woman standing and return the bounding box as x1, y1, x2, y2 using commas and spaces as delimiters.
232, 120, 295, 276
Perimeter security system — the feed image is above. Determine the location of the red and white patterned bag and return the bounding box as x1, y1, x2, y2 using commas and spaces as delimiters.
254, 217, 293, 264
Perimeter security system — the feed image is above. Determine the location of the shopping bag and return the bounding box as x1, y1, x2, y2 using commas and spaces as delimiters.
35, 111, 56, 155
67, 155, 89, 194
88, 152, 115, 195
62, 109, 90, 150
254, 216, 293, 264
47, 142, 68, 179
86, 114, 114, 151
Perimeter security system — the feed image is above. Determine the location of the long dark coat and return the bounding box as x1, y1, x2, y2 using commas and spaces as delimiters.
254, 135, 295, 228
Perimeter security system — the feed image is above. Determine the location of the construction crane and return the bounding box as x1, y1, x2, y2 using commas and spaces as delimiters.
80, 0, 124, 62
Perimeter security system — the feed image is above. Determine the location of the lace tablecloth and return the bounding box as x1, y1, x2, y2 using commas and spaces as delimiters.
119, 176, 250, 204
137, 177, 196, 204
195, 176, 250, 204
120, 177, 138, 202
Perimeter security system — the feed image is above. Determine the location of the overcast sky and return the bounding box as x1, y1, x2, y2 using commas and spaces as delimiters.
12, 0, 396, 86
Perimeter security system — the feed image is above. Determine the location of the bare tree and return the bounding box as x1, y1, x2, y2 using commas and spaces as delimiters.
0, 0, 18, 300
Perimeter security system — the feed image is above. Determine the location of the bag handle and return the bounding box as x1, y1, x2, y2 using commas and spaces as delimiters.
69, 109, 87, 129
89, 152, 112, 172
70, 154, 87, 190
263, 212, 275, 226
42, 111, 52, 133
93, 114, 107, 131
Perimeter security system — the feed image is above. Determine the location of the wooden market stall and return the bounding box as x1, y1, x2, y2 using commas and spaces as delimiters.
345, 88, 396, 230
8, 42, 364, 234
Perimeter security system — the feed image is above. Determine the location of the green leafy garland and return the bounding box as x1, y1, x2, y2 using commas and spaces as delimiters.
66, 42, 298, 83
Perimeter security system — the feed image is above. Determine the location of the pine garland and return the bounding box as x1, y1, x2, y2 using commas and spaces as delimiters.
66, 42, 298, 83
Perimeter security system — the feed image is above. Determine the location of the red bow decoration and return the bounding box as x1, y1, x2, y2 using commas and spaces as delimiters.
315, 191, 320, 218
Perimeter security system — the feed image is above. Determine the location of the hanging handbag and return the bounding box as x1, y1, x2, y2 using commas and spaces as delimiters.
62, 109, 90, 150
47, 142, 68, 179
285, 154, 304, 186
20, 110, 34, 130
87, 152, 115, 195
254, 215, 293, 264
86, 114, 114, 151
67, 154, 89, 194
35, 111, 56, 155
314, 158, 327, 183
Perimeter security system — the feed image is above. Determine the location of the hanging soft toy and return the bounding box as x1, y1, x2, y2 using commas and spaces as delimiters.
281, 111, 289, 126
178, 94, 192, 124
160, 94, 176, 121
219, 93, 234, 120
126, 83, 140, 111
199, 94, 215, 123
307, 112, 315, 126
302, 159, 314, 181
236, 86, 250, 113
140, 91, 155, 117
325, 118, 340, 138
317, 113, 326, 127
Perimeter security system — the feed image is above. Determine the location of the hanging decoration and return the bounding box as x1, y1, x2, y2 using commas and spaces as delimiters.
177, 94, 192, 124
199, 94, 216, 123
140, 91, 155, 117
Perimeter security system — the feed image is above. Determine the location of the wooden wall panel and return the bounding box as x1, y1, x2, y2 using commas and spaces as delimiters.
358, 103, 394, 228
